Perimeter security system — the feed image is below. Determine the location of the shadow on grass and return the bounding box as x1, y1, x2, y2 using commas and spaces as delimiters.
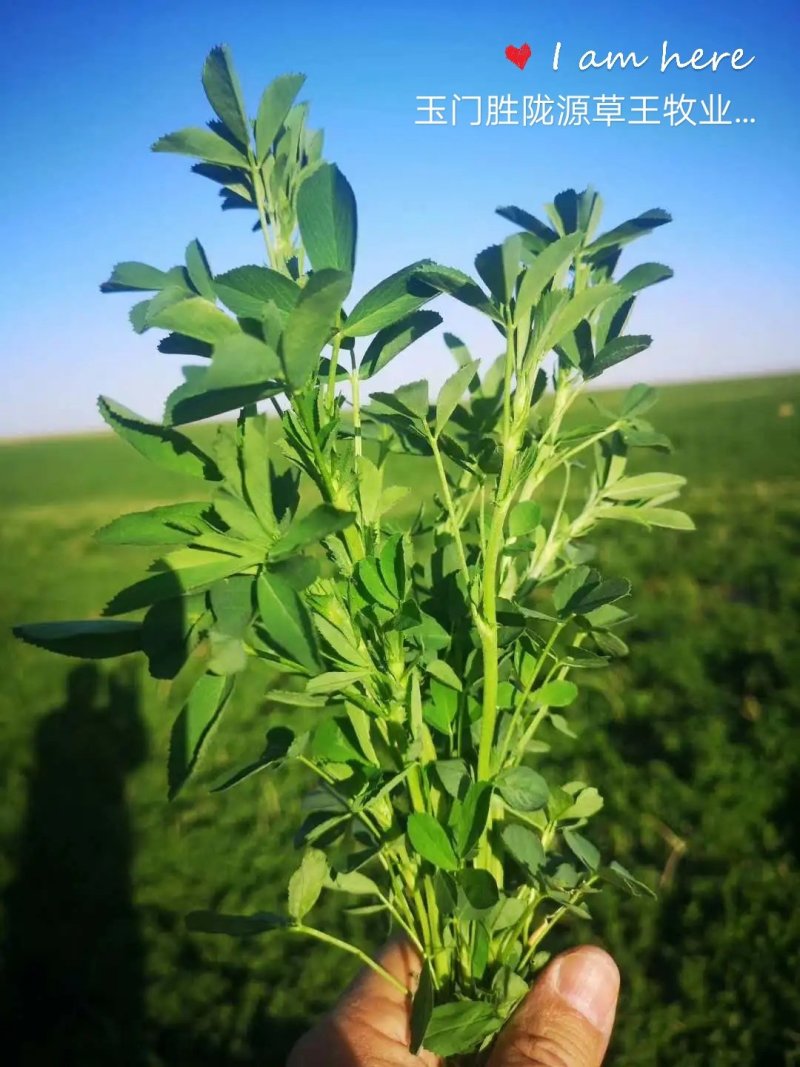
1, 663, 148, 1066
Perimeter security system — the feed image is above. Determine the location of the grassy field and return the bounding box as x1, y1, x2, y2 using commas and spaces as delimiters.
1, 373, 799, 1066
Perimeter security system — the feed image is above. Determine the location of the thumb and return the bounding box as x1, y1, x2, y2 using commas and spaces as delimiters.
490, 946, 620, 1067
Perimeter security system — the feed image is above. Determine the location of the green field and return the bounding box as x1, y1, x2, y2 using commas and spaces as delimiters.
1, 374, 799, 1066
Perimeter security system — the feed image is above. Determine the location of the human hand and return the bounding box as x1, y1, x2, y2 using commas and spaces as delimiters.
288, 941, 620, 1066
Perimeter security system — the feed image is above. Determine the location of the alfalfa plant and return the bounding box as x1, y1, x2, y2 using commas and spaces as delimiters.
14, 47, 692, 1062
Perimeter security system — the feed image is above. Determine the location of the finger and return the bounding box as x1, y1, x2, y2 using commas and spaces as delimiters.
489, 946, 619, 1067
288, 940, 440, 1067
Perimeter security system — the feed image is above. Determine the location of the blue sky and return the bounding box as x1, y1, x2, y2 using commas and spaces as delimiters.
1, 0, 798, 435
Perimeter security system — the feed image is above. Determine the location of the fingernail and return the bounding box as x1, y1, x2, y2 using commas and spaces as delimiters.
552, 949, 619, 1033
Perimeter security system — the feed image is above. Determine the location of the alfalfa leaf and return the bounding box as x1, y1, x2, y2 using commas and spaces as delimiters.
407, 813, 458, 871
100, 261, 169, 293
257, 571, 319, 672
435, 360, 480, 436
501, 824, 545, 878
280, 269, 352, 389
168, 673, 234, 798
146, 296, 240, 344
256, 73, 306, 163
288, 848, 329, 921
95, 502, 211, 546
495, 767, 549, 812
344, 260, 438, 337
13, 620, 142, 659
297, 163, 357, 274
98, 396, 220, 482
152, 127, 248, 167
202, 45, 251, 150
214, 265, 300, 318
358, 310, 442, 380
423, 1001, 501, 1057
186, 910, 288, 935
184, 239, 216, 301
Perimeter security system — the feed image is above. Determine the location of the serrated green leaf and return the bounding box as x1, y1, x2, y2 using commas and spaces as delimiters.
98, 396, 220, 481
378, 533, 405, 599
305, 670, 369, 695
344, 260, 438, 337
509, 500, 542, 537
271, 504, 355, 557
370, 380, 429, 422
563, 828, 600, 871
256, 73, 306, 163
257, 571, 319, 671
502, 824, 545, 878
100, 261, 169, 293
311, 717, 366, 764
495, 767, 549, 811
288, 848, 328, 921
562, 786, 604, 820
636, 507, 694, 530
411, 263, 500, 321
106, 545, 262, 616
201, 335, 283, 395
410, 961, 434, 1054
202, 45, 250, 149
586, 208, 671, 254
515, 232, 582, 320
531, 680, 578, 708
13, 620, 142, 659
313, 616, 371, 669
459, 869, 499, 912
603, 472, 686, 501
327, 870, 381, 896
359, 310, 442, 380
407, 812, 458, 871
554, 570, 631, 618
617, 262, 673, 294
168, 673, 233, 798
424, 1001, 501, 1057
95, 502, 211, 546
354, 558, 397, 610
588, 335, 652, 379
211, 725, 297, 792
214, 265, 300, 318
453, 782, 492, 857
497, 204, 558, 245
165, 374, 280, 427
297, 163, 357, 274
621, 383, 658, 417
146, 296, 239, 344
184, 239, 215, 301
435, 360, 480, 436
280, 269, 351, 390
152, 127, 247, 167
433, 759, 470, 799
623, 428, 673, 452
426, 659, 462, 691
540, 284, 619, 354
158, 332, 213, 357
474, 240, 518, 306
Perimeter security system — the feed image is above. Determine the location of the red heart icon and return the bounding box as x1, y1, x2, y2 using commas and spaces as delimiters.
505, 42, 532, 70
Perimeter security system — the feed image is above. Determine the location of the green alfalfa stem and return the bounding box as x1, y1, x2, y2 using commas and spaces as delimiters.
250, 157, 280, 270
427, 430, 472, 587
326, 332, 342, 416
290, 925, 408, 994
477, 326, 520, 786
496, 619, 567, 769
